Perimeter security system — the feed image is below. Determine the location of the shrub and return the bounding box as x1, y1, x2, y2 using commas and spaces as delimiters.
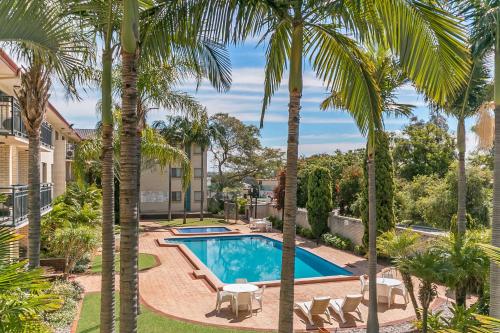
354, 245, 366, 256
268, 216, 283, 231
322, 233, 353, 251
296, 225, 315, 239
207, 197, 222, 214
306, 166, 333, 241
237, 197, 247, 214
43, 280, 83, 330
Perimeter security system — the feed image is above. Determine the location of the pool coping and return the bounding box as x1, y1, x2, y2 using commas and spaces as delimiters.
156, 234, 358, 290
170, 225, 241, 236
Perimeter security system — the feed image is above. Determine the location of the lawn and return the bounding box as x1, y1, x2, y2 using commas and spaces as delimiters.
76, 293, 264, 333
90, 253, 157, 273
157, 217, 229, 227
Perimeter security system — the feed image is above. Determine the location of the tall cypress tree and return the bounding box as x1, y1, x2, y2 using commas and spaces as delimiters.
307, 166, 333, 242
361, 130, 395, 246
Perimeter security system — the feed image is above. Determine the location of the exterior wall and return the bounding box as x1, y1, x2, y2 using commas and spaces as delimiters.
140, 144, 208, 216
17, 148, 28, 184
0, 145, 10, 186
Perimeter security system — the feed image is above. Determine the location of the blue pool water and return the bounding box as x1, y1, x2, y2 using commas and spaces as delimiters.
167, 235, 352, 283
177, 227, 232, 234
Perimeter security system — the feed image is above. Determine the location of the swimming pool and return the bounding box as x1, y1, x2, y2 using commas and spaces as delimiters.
167, 235, 352, 283
176, 227, 232, 234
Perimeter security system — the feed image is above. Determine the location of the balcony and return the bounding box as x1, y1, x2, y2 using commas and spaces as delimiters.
0, 95, 53, 149
0, 183, 53, 227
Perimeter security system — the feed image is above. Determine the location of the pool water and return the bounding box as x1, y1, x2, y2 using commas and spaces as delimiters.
167, 235, 352, 283
176, 227, 232, 234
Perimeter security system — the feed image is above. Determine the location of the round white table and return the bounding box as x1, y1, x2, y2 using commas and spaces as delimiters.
376, 277, 402, 287
223, 283, 259, 293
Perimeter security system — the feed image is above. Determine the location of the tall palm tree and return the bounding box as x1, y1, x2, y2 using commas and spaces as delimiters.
10, 2, 87, 269
202, 2, 470, 330
191, 110, 213, 221
459, 0, 500, 317
68, 1, 120, 330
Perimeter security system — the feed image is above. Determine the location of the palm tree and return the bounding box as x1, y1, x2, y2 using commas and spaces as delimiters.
378, 230, 422, 319
400, 250, 448, 333
458, 0, 500, 317
10, 3, 87, 269
68, 1, 120, 330
434, 232, 490, 307
191, 110, 213, 221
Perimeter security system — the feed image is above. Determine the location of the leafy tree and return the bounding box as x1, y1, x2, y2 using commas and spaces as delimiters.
209, 113, 284, 190
306, 167, 333, 242
273, 169, 286, 221
360, 130, 395, 246
0, 229, 61, 332
337, 164, 363, 216
393, 120, 456, 180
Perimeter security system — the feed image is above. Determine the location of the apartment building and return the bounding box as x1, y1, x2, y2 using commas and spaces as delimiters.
0, 51, 80, 248
140, 143, 208, 216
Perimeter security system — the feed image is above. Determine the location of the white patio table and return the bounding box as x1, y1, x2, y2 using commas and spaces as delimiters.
223, 284, 259, 313
376, 278, 403, 307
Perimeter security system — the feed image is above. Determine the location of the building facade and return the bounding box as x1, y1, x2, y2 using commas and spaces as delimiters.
0, 50, 80, 251
140, 143, 208, 217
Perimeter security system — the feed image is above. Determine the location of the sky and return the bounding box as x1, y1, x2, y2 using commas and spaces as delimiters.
49, 40, 479, 163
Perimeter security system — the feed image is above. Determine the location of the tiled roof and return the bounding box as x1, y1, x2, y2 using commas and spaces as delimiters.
75, 128, 97, 140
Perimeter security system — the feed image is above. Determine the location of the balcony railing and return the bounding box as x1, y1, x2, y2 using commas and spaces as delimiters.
0, 95, 26, 138
0, 183, 53, 227
0, 95, 53, 148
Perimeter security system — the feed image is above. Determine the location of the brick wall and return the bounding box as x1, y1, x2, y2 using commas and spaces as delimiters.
0, 145, 10, 186
17, 149, 28, 184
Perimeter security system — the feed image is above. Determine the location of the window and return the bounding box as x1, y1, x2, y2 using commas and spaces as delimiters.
171, 168, 182, 178
194, 168, 202, 178
171, 191, 182, 201
194, 191, 202, 201
193, 145, 202, 154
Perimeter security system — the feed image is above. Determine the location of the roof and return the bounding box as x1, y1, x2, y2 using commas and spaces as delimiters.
75, 128, 97, 140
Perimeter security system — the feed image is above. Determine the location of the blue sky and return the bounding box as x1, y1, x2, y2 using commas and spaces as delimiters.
49, 40, 477, 159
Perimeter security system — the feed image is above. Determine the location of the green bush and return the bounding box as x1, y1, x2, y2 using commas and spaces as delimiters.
207, 197, 223, 214
296, 225, 314, 239
268, 216, 283, 231
354, 245, 366, 256
322, 233, 353, 251
237, 197, 247, 214
306, 166, 333, 241
43, 280, 83, 330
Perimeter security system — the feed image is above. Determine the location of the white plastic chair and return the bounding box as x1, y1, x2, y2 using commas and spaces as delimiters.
234, 292, 253, 317
381, 267, 397, 279
215, 290, 234, 313
253, 285, 266, 310
390, 283, 409, 305
265, 220, 272, 232
329, 294, 363, 323
295, 296, 331, 325
235, 278, 248, 284
360, 276, 369, 298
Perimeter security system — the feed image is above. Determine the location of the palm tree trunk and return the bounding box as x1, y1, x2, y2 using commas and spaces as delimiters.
119, 1, 140, 329
15, 62, 49, 269
200, 149, 204, 221
490, 11, 500, 319
100, 33, 116, 333
457, 116, 467, 236
28, 132, 41, 269
168, 164, 172, 221
278, 19, 303, 333
366, 152, 379, 332
401, 271, 420, 320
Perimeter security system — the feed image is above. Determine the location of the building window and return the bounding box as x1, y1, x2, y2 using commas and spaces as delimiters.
194, 168, 202, 178
42, 163, 47, 183
193, 145, 202, 154
194, 191, 202, 201
171, 191, 182, 201
171, 168, 182, 178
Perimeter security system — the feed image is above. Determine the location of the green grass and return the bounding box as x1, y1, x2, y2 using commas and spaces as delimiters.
157, 218, 229, 227
76, 293, 264, 333
90, 253, 157, 273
